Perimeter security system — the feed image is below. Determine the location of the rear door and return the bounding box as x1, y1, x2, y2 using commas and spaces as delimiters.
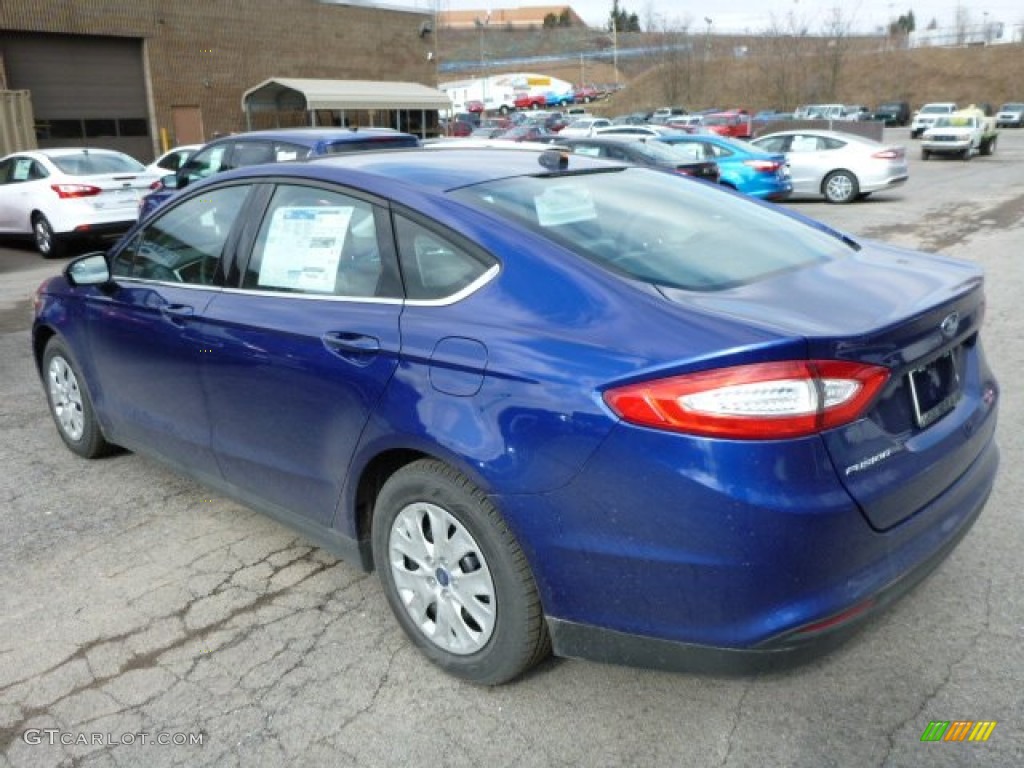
199, 181, 404, 526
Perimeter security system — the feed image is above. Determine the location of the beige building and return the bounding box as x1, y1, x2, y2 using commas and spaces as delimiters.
441, 6, 586, 31
0, 0, 437, 161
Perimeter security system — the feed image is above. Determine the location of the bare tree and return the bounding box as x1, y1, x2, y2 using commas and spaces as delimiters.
816, 6, 857, 101
753, 8, 811, 108
954, 4, 971, 46
651, 14, 694, 106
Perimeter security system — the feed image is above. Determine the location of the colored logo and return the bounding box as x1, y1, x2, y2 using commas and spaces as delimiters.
921, 721, 997, 742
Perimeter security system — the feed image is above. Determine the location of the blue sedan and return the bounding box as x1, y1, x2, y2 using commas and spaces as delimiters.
656, 133, 793, 200
138, 127, 421, 218
33, 148, 999, 684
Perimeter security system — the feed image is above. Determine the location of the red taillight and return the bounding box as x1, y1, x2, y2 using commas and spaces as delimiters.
872, 149, 902, 160
51, 183, 102, 199
743, 159, 781, 172
603, 360, 890, 439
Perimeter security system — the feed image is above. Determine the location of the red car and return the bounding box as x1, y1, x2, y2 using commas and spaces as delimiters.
702, 110, 753, 139
574, 85, 601, 103
514, 92, 546, 110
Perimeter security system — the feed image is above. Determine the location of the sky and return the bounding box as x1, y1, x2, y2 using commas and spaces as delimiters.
417, 1, 1024, 35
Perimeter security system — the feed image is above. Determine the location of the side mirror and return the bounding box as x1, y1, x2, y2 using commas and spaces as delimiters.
65, 252, 111, 287
161, 173, 185, 190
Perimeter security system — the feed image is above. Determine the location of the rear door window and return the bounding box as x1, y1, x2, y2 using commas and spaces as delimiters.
242, 184, 398, 299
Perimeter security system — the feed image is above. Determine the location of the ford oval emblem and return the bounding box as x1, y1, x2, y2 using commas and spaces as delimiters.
940, 312, 960, 339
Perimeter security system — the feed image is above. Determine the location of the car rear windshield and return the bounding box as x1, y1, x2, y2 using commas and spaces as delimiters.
49, 152, 146, 175
449, 167, 850, 292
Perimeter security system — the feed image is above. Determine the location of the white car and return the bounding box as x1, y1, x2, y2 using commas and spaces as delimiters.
910, 102, 957, 138
750, 129, 909, 204
594, 124, 676, 137
558, 117, 612, 138
0, 147, 160, 258
145, 144, 203, 176
995, 102, 1024, 128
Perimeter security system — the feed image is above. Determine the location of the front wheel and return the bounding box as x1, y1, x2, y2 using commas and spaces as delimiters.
921, 149, 930, 161
823, 170, 859, 204
42, 338, 114, 458
33, 213, 66, 259
372, 459, 550, 685
979, 136, 996, 156
962, 147, 972, 162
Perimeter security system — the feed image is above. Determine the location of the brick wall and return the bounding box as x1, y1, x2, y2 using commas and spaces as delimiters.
1, 0, 436, 147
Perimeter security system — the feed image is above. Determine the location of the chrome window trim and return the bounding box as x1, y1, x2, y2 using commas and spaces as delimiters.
119, 262, 502, 306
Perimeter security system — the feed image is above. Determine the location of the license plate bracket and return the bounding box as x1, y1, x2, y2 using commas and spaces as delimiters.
907, 350, 960, 429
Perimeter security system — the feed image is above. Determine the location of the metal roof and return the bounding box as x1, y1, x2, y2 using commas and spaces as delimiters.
241, 78, 451, 113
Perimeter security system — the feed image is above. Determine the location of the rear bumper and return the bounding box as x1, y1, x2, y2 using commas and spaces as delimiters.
496, 419, 998, 673
545, 436, 996, 674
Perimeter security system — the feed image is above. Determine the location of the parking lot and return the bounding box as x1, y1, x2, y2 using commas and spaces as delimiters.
1, 128, 1022, 767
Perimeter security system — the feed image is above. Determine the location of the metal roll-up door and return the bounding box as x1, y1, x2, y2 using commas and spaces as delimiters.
0, 32, 150, 161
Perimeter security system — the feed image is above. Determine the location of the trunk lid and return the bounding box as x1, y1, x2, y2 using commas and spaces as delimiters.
659, 241, 997, 530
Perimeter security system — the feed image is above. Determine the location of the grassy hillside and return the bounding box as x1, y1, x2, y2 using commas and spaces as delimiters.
440, 27, 1023, 114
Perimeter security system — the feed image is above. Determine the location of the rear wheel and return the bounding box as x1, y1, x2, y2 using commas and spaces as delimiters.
921, 149, 930, 161
823, 170, 859, 204
33, 213, 66, 259
372, 459, 550, 685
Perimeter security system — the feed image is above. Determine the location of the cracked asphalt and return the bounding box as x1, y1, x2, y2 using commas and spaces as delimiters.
1, 129, 1022, 767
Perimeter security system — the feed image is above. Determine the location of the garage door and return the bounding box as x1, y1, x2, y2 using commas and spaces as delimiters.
0, 32, 151, 161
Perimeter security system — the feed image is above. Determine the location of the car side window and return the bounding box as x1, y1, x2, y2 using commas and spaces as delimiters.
790, 135, 820, 152
754, 137, 787, 153
243, 184, 388, 298
271, 141, 310, 161
394, 215, 496, 301
181, 145, 229, 184
227, 141, 275, 168
111, 185, 249, 284
6, 157, 36, 183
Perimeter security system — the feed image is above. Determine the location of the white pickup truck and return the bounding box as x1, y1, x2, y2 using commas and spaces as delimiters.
910, 102, 957, 138
920, 107, 998, 161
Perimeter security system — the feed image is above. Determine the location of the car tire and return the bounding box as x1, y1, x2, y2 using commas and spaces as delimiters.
921, 149, 930, 161
42, 337, 115, 459
979, 137, 996, 156
499, 105, 509, 116
823, 170, 859, 204
33, 213, 66, 259
962, 147, 972, 162
371, 458, 550, 685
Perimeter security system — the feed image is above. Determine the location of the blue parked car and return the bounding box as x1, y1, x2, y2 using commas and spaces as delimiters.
33, 148, 999, 684
656, 133, 793, 200
138, 127, 421, 218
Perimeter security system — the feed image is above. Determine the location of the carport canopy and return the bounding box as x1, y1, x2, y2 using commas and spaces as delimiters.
241, 77, 451, 134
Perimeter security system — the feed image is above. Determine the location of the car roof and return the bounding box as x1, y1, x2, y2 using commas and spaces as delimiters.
753, 129, 883, 145
296, 147, 617, 192
203, 127, 414, 146
13, 147, 134, 159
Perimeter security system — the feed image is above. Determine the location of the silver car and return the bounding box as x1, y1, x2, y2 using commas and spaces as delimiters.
749, 129, 909, 204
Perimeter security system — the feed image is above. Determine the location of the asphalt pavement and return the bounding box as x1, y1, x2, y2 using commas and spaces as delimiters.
1, 128, 1022, 767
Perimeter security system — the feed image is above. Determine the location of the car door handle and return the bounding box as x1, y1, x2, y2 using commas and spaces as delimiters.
321, 332, 381, 354
160, 304, 194, 326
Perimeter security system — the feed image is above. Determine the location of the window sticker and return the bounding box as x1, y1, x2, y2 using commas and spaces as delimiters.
12, 159, 33, 181
534, 185, 597, 227
258, 206, 354, 293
